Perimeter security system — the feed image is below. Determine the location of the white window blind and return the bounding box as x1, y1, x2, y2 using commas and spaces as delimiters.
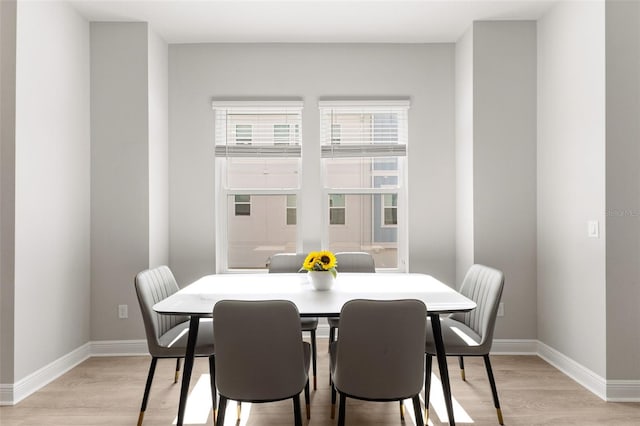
213, 100, 303, 158
319, 100, 410, 158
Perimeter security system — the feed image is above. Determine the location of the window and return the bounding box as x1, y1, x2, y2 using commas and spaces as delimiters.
234, 195, 251, 216
331, 123, 341, 143
320, 100, 409, 269
235, 124, 252, 144
382, 193, 397, 226
213, 98, 409, 272
286, 195, 296, 225
213, 100, 302, 270
274, 124, 300, 145
329, 194, 346, 225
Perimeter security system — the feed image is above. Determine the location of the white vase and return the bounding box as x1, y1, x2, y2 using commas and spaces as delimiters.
307, 271, 335, 291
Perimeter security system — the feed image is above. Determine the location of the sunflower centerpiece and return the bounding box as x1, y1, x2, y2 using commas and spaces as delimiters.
300, 251, 338, 290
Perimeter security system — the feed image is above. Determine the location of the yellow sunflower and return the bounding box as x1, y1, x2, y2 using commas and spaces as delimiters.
303, 252, 319, 271
316, 251, 337, 270
301, 251, 338, 275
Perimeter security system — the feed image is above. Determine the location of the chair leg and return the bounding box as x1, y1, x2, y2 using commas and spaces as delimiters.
424, 354, 432, 422
329, 326, 336, 347
236, 401, 242, 420
337, 393, 347, 426
293, 394, 302, 426
138, 357, 158, 426
459, 356, 466, 381
330, 384, 337, 419
304, 379, 310, 420
399, 400, 405, 420
209, 356, 216, 426
175, 358, 181, 383
216, 396, 227, 426
412, 394, 424, 426
483, 354, 504, 425
310, 329, 317, 390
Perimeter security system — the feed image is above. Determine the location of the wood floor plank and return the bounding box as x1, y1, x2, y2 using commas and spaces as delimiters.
1, 339, 638, 425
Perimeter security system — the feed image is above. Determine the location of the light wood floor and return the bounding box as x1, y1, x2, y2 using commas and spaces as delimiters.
1, 339, 639, 425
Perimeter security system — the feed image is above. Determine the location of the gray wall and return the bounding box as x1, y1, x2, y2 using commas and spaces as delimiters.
168, 43, 456, 286
90, 23, 150, 341
0, 0, 17, 385
537, 1, 607, 376
473, 21, 538, 339
605, 0, 640, 381
13, 0, 91, 381
148, 29, 169, 268
457, 21, 538, 339
90, 22, 169, 341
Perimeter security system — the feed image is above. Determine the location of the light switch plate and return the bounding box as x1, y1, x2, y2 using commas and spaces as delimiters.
588, 220, 599, 238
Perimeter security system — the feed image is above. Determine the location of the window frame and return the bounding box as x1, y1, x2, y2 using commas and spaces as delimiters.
234, 194, 252, 216
285, 194, 297, 226
328, 194, 347, 226
381, 192, 398, 228
235, 124, 253, 144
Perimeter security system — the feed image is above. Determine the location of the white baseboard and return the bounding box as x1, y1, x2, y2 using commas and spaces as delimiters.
0, 342, 91, 406
537, 341, 608, 400
90, 339, 148, 356
0, 384, 14, 406
2, 338, 639, 405
491, 338, 538, 354
606, 380, 640, 401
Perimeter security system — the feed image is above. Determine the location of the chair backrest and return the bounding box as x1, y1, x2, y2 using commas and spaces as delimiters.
267, 253, 308, 273
134, 266, 188, 355
334, 252, 376, 273
213, 300, 308, 401
451, 264, 505, 347
333, 299, 427, 400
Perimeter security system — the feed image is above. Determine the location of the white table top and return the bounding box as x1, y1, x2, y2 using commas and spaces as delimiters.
153, 272, 476, 317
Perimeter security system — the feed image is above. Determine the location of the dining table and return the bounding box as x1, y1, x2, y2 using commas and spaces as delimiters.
153, 272, 476, 426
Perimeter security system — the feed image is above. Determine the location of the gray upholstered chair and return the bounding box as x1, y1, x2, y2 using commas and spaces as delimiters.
330, 299, 427, 426
328, 252, 376, 345
213, 300, 311, 426
134, 266, 215, 426
267, 253, 319, 389
425, 264, 505, 425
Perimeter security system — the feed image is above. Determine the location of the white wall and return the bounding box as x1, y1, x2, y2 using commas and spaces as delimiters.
169, 43, 456, 286
14, 0, 91, 380
537, 0, 606, 376
148, 28, 169, 268
455, 28, 474, 286
605, 0, 640, 382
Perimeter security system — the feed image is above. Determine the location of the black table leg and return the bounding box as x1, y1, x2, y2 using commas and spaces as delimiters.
177, 316, 200, 426
429, 313, 455, 426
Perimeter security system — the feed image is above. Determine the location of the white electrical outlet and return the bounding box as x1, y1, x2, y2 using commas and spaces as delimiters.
497, 302, 504, 317
118, 304, 128, 319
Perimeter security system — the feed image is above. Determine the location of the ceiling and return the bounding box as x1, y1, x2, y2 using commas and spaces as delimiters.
69, 0, 560, 44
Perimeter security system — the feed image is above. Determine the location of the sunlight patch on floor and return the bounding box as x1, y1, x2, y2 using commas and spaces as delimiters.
218, 401, 252, 426
424, 373, 474, 424
401, 398, 419, 425
170, 372, 474, 425
172, 374, 213, 425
